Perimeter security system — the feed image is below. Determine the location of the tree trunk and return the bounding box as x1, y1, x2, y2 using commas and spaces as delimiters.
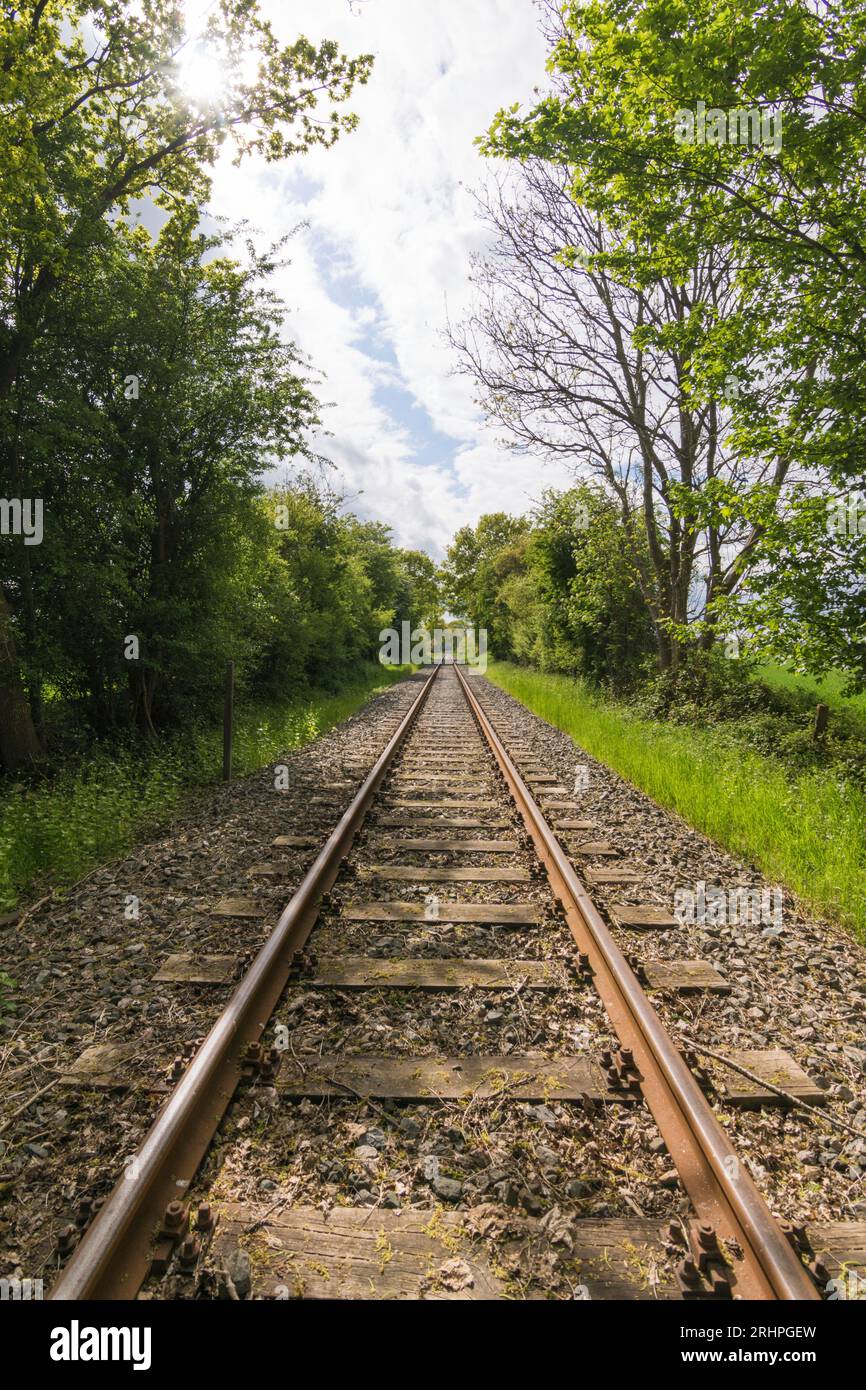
129, 665, 159, 740
10, 418, 45, 739
0, 590, 45, 770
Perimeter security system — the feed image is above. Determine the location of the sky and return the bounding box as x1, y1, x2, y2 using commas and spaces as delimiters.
189, 0, 576, 558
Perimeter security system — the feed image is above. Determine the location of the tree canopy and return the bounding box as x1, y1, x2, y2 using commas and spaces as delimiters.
474, 0, 866, 683
0, 1, 382, 767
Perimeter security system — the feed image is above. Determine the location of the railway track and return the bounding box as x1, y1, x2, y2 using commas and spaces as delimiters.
47, 663, 857, 1300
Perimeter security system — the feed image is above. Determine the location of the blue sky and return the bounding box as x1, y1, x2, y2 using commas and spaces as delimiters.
194, 0, 576, 557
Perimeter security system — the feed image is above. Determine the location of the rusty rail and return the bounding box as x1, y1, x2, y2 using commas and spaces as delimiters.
51, 659, 816, 1301
454, 663, 817, 1301
50, 664, 440, 1301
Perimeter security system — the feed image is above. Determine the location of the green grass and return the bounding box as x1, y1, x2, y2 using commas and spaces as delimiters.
756, 663, 866, 725
487, 661, 866, 939
0, 663, 414, 911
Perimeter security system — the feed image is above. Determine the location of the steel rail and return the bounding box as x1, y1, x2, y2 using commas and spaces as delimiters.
50, 664, 440, 1301
454, 663, 817, 1301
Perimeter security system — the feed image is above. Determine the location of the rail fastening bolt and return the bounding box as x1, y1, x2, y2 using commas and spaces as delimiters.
163, 1200, 186, 1232
57, 1224, 78, 1256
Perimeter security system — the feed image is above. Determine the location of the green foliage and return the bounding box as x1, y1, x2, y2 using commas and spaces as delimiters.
443, 491, 653, 689
257, 486, 387, 695
2, 201, 427, 748
6, 217, 328, 737
480, 0, 866, 686
0, 664, 412, 910
0, 180, 433, 761
697, 489, 866, 685
488, 661, 866, 938
0, 1, 374, 770
442, 512, 530, 656
394, 550, 445, 631
0, 0, 373, 396
519, 489, 655, 687
629, 648, 768, 723
757, 665, 866, 723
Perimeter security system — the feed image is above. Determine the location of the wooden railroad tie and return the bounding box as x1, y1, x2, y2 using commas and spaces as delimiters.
308, 957, 563, 989
360, 865, 530, 882
376, 815, 512, 829
584, 867, 642, 886
212, 898, 268, 919
373, 838, 519, 852
57, 1041, 826, 1107
210, 1205, 866, 1302
386, 799, 494, 811
152, 954, 237, 984
610, 904, 679, 930
340, 901, 540, 924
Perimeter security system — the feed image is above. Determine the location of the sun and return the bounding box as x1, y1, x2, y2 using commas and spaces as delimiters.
175, 44, 229, 109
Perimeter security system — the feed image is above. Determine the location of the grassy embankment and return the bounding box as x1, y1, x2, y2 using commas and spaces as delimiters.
487, 661, 866, 939
0, 663, 413, 912
755, 663, 866, 720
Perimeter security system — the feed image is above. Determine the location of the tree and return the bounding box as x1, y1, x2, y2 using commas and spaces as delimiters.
451, 162, 801, 669
525, 488, 655, 687
443, 492, 653, 688
0, 1, 372, 398
0, 589, 44, 769
394, 550, 445, 632
442, 512, 530, 657
0, 1, 373, 764
481, 0, 866, 680
257, 483, 416, 693
692, 485, 866, 685
0, 216, 325, 747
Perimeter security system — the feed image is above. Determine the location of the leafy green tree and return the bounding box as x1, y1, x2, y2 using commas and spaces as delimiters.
451, 492, 654, 688
0, 0, 372, 398
0, 1, 372, 765
257, 484, 415, 693
526, 488, 655, 687
443, 512, 530, 656
5, 216, 324, 739
482, 0, 866, 681
683, 485, 866, 686
394, 550, 445, 632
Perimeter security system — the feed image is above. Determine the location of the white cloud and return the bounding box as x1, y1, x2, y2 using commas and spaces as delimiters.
201, 0, 571, 555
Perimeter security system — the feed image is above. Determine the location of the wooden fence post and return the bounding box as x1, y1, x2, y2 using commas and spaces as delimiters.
223, 660, 234, 781
812, 703, 829, 741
